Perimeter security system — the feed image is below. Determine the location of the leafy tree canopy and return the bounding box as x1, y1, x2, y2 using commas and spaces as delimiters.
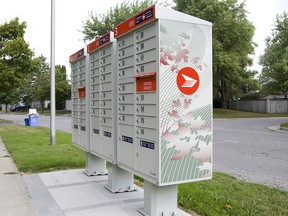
174, 0, 256, 107
25, 56, 71, 112
0, 18, 36, 91
81, 0, 156, 41
259, 11, 288, 98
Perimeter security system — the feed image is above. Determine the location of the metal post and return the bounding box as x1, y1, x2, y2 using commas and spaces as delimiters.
50, 0, 56, 145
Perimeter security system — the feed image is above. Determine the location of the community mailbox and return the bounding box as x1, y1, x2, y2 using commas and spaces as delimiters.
115, 5, 213, 186
69, 48, 88, 150
87, 32, 117, 163
87, 32, 135, 192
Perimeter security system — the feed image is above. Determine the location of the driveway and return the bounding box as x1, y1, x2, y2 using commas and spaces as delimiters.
1, 113, 287, 190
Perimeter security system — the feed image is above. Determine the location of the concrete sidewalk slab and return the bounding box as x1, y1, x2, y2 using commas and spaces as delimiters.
24, 169, 191, 216
0, 138, 37, 216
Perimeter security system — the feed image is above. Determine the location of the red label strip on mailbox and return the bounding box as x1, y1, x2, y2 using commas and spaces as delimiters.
69, 48, 84, 63
87, 32, 111, 53
114, 5, 155, 38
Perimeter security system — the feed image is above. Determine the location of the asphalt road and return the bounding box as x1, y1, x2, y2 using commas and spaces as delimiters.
0, 113, 71, 133
214, 117, 288, 191
1, 113, 287, 190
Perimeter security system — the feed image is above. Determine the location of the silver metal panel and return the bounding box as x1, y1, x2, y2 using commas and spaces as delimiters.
135, 37, 156, 54
100, 100, 112, 108
118, 56, 134, 69
118, 93, 134, 104
135, 61, 157, 74
135, 24, 156, 43
118, 114, 134, 125
118, 66, 134, 79
136, 116, 157, 129
118, 82, 134, 94
101, 117, 112, 127
118, 33, 134, 49
136, 49, 156, 65
100, 73, 112, 83
136, 104, 157, 116
135, 127, 156, 141
119, 104, 134, 115
136, 92, 157, 104
100, 64, 112, 74
118, 45, 134, 59
100, 108, 112, 117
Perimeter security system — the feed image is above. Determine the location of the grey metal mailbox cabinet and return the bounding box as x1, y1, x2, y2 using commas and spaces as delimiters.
69, 48, 88, 150
87, 32, 117, 163
114, 5, 213, 187
69, 48, 107, 176
87, 32, 135, 192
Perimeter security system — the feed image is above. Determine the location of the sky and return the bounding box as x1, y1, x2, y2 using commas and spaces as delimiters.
0, 0, 287, 77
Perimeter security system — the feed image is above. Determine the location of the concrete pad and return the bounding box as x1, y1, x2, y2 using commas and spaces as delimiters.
24, 169, 191, 216
38, 169, 107, 187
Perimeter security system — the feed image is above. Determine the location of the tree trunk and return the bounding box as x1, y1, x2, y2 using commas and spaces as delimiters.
5, 104, 8, 113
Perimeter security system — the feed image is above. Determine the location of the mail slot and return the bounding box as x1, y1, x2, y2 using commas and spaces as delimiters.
78, 87, 85, 98
135, 73, 156, 92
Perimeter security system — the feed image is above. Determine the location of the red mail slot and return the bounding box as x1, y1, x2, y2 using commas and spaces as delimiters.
134, 72, 156, 92
78, 86, 86, 98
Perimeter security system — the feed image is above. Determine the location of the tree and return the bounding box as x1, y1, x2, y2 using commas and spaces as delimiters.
26, 55, 50, 113
81, 0, 155, 41
0, 18, 36, 95
55, 65, 71, 109
26, 56, 71, 112
174, 0, 256, 108
259, 12, 288, 98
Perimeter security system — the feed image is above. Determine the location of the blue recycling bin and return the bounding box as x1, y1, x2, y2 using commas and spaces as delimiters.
24, 118, 29, 126
29, 116, 39, 126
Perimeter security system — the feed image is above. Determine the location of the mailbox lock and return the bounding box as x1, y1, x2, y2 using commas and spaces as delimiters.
136, 130, 140, 134
136, 108, 139, 112
136, 97, 139, 101
136, 119, 139, 123
136, 152, 140, 156
119, 72, 121, 77
119, 117, 122, 121
119, 107, 122, 111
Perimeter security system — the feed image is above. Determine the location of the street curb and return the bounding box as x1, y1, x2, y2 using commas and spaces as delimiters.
267, 125, 288, 134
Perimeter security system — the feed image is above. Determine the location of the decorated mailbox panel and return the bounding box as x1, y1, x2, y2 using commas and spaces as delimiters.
115, 5, 212, 186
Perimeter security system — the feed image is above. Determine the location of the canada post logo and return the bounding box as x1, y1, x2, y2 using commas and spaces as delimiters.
176, 67, 200, 95
135, 8, 153, 25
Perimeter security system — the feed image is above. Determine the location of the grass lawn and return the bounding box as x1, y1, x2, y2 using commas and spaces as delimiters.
0, 125, 85, 173
280, 122, 288, 128
1, 124, 288, 215
213, 108, 288, 118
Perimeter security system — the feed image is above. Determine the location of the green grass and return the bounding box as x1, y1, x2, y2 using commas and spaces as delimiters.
280, 122, 288, 128
0, 125, 85, 173
0, 119, 13, 123
178, 173, 288, 216
213, 108, 288, 118
1, 124, 288, 216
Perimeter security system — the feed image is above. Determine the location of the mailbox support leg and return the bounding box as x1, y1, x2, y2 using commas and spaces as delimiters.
83, 152, 107, 176
139, 180, 180, 216
105, 163, 136, 193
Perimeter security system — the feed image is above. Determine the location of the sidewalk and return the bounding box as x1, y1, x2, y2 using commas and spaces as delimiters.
0, 136, 191, 216
0, 138, 37, 216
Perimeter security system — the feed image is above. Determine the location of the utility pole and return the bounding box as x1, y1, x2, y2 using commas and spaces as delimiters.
50, 0, 56, 145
